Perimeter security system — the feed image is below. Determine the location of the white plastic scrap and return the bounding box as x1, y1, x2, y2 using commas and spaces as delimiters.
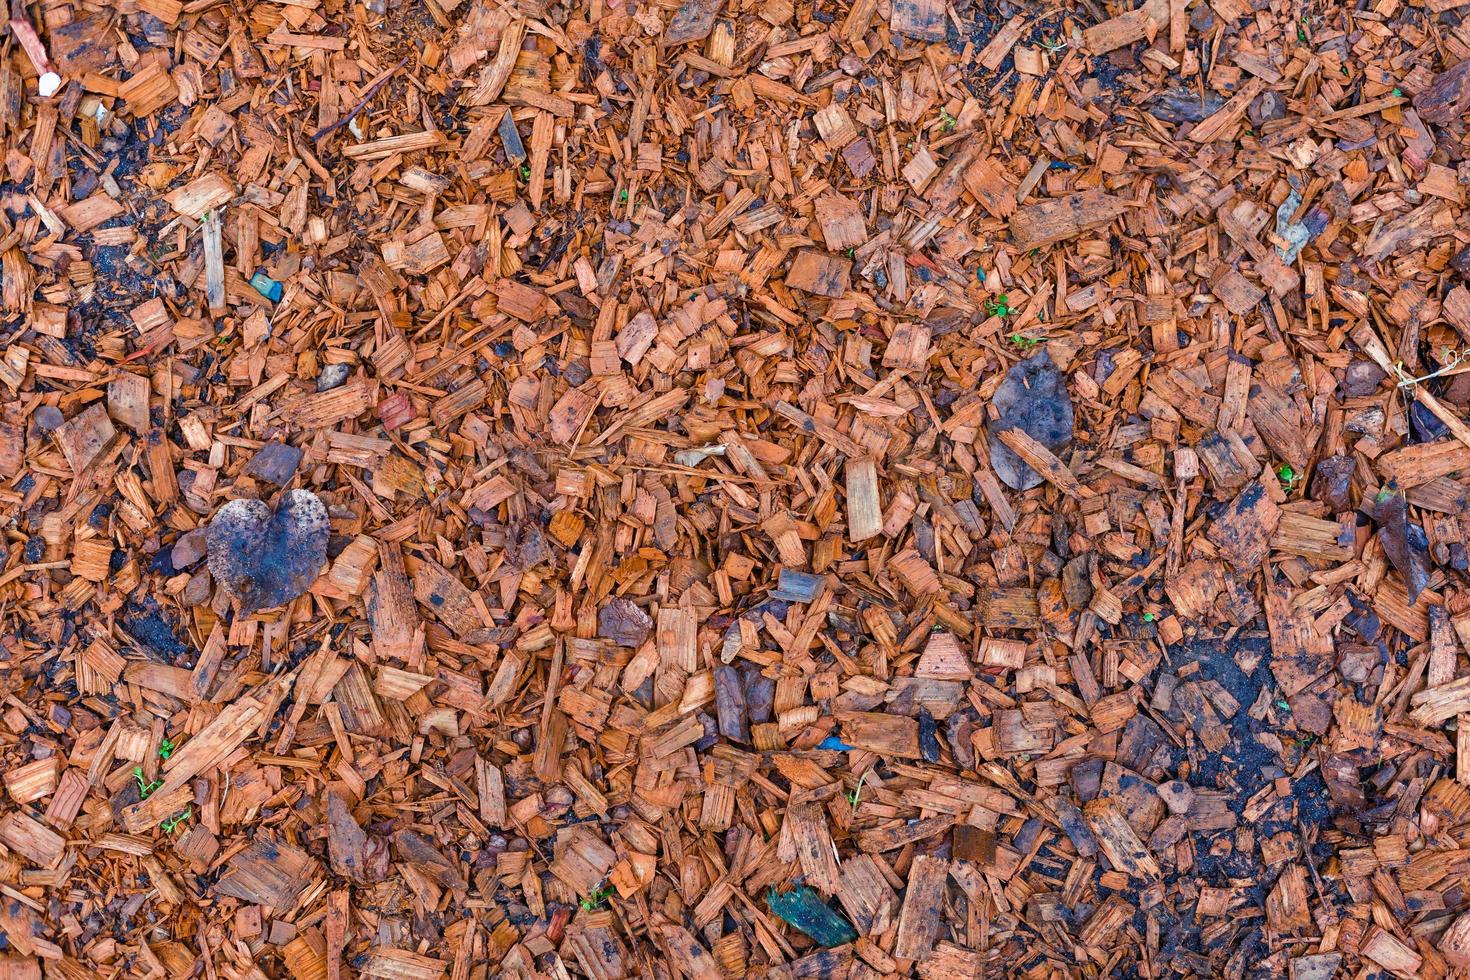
1275, 189, 1312, 264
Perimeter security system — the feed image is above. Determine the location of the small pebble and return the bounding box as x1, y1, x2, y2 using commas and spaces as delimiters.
317, 363, 350, 391
171, 528, 208, 568
34, 406, 64, 431
1156, 780, 1194, 815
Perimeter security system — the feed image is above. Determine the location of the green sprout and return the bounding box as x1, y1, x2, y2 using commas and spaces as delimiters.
1297, 17, 1308, 42
579, 883, 615, 911
845, 247, 855, 258
619, 189, 629, 201
847, 770, 869, 812
986, 293, 1011, 318
133, 767, 162, 798
1041, 37, 1066, 53
519, 164, 531, 181
939, 108, 957, 131
1277, 464, 1299, 492
1392, 87, 1402, 98
1143, 612, 1156, 623
159, 738, 176, 760
161, 807, 191, 833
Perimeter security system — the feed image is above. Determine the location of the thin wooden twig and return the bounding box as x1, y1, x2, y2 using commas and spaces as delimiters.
310, 55, 411, 142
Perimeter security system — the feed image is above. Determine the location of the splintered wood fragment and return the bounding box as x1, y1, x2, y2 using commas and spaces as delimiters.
889, 548, 940, 596
785, 803, 841, 895
121, 673, 295, 831
785, 249, 851, 297
1188, 78, 1265, 142
494, 278, 549, 321
1266, 864, 1311, 933
615, 311, 659, 365
814, 193, 867, 251
164, 172, 234, 218
0, 811, 65, 868
917, 632, 973, 681
216, 837, 319, 907
277, 380, 374, 429
773, 400, 866, 457
1205, 480, 1280, 570
996, 428, 1088, 499
963, 156, 1017, 219
1083, 0, 1165, 53
1009, 192, 1129, 248
892, 855, 949, 961
713, 666, 750, 742
1272, 512, 1353, 563
844, 457, 881, 541
549, 825, 615, 895
1263, 578, 1334, 698
1411, 676, 1470, 726
976, 15, 1026, 71
1360, 928, 1422, 976
368, 541, 419, 660
341, 131, 444, 160
838, 710, 920, 758
1413, 59, 1470, 125
547, 385, 599, 445
413, 558, 480, 636
357, 948, 449, 980
467, 20, 524, 106
202, 208, 226, 315
52, 402, 116, 474
889, 0, 945, 40
1083, 796, 1160, 879
656, 607, 697, 672
106, 372, 150, 433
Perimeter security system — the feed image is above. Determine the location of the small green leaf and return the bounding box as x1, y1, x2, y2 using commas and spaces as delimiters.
1143, 612, 1156, 623
579, 883, 616, 910
134, 767, 162, 798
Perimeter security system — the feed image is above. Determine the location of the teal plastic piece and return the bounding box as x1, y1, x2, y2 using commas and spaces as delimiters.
766, 886, 858, 947
249, 271, 283, 303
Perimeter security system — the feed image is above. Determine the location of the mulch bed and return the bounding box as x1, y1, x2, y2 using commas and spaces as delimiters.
4, 0, 1470, 976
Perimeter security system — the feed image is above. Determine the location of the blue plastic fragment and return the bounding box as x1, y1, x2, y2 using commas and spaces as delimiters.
771, 568, 824, 602
816, 736, 854, 751
766, 886, 858, 947
249, 271, 283, 303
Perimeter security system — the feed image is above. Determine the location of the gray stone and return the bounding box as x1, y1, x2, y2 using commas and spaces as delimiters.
317, 363, 351, 392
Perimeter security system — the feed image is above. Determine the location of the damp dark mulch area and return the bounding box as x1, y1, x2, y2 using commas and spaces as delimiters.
69, 104, 187, 334
1127, 628, 1349, 976
949, 0, 1130, 106
120, 595, 195, 667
